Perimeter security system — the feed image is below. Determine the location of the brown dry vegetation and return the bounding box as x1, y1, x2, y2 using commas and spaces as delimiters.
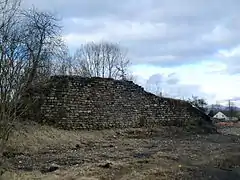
1, 122, 240, 180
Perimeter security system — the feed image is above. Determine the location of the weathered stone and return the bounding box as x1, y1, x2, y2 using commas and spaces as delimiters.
40, 163, 60, 173
26, 76, 215, 133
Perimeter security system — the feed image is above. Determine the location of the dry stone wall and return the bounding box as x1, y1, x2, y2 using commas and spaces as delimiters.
29, 76, 215, 133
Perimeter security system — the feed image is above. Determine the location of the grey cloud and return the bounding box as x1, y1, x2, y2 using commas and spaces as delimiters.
22, 0, 240, 22
22, 0, 240, 69
145, 73, 215, 101
232, 97, 240, 101
166, 77, 179, 85
166, 73, 179, 85
167, 73, 176, 77
228, 65, 240, 75
125, 29, 240, 66
146, 73, 179, 88
218, 53, 240, 75
228, 57, 240, 75
22, 0, 153, 20
151, 0, 240, 24
61, 18, 104, 35
146, 74, 164, 85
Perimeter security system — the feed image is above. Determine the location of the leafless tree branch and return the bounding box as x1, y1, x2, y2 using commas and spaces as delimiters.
72, 41, 132, 80
0, 2, 65, 155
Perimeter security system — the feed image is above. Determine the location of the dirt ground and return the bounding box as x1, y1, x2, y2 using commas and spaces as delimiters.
1, 122, 240, 180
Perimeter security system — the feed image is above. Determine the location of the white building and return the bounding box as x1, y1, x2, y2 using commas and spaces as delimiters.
213, 112, 229, 121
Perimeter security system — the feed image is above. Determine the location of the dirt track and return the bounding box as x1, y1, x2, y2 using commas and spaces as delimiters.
1, 125, 240, 180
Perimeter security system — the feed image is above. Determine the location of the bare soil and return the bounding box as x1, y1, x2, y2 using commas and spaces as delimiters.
1, 122, 240, 180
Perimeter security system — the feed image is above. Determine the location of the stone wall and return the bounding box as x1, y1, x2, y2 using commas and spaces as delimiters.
28, 76, 215, 133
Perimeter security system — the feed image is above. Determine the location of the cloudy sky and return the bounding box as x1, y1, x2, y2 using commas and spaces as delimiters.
22, 0, 240, 105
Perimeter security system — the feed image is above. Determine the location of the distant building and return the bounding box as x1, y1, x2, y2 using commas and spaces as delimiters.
230, 117, 239, 121
213, 112, 229, 121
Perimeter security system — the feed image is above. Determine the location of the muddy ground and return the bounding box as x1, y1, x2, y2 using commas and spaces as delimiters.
1, 123, 240, 180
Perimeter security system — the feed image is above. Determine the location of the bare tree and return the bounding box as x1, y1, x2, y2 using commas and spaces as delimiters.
0, 2, 65, 155
51, 47, 74, 76
187, 96, 208, 112
0, 0, 21, 29
73, 41, 131, 80
0, 0, 24, 155
20, 7, 65, 88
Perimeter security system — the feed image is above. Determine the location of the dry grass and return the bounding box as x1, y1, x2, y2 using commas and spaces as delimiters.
1, 161, 179, 180
1, 169, 99, 180
6, 122, 117, 154
1, 161, 185, 180
1, 122, 240, 180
